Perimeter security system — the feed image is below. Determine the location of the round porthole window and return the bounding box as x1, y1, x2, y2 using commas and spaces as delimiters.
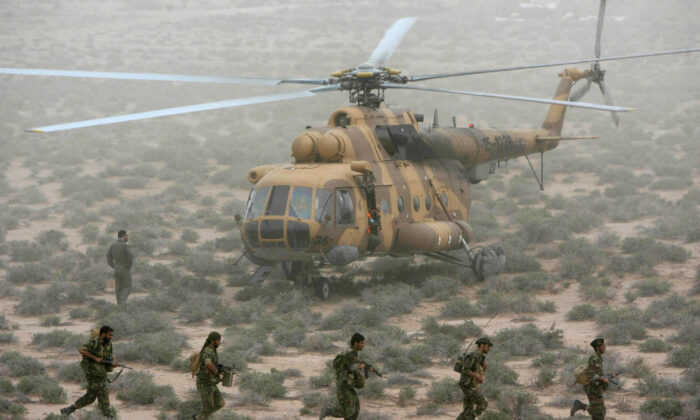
413, 195, 420, 212
397, 197, 405, 213
441, 193, 448, 207
425, 195, 432, 210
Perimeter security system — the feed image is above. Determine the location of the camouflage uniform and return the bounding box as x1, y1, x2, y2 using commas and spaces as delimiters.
196, 346, 224, 419
74, 336, 114, 417
585, 353, 607, 420
326, 348, 365, 420
106, 238, 133, 304
457, 351, 488, 420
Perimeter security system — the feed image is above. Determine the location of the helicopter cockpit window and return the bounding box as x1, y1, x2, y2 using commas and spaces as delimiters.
335, 189, 355, 225
413, 195, 420, 212
265, 185, 290, 216
245, 186, 270, 220
315, 189, 332, 223
289, 186, 312, 219
397, 196, 405, 213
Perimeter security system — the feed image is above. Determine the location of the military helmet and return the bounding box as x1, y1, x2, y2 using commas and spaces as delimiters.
475, 336, 494, 347
590, 337, 604, 349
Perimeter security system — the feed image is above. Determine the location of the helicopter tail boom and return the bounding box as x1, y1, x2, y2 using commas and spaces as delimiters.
541, 68, 588, 135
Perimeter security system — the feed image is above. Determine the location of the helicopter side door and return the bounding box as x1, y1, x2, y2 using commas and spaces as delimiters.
372, 185, 394, 251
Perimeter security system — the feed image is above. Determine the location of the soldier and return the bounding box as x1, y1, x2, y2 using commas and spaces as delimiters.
366, 206, 382, 252
456, 336, 493, 420
60, 325, 120, 417
106, 230, 133, 305
319, 332, 377, 420
571, 338, 616, 420
193, 331, 225, 420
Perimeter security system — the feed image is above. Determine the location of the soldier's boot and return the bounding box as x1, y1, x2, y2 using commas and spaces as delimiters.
570, 400, 588, 416
319, 404, 328, 420
60, 404, 76, 415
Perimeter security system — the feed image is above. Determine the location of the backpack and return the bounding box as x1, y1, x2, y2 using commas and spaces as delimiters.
189, 352, 201, 377
333, 354, 345, 376
572, 365, 589, 385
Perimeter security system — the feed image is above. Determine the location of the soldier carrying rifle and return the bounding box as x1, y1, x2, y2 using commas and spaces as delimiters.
571, 337, 617, 419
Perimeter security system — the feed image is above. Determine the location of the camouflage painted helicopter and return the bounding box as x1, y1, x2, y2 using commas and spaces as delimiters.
3, 1, 697, 298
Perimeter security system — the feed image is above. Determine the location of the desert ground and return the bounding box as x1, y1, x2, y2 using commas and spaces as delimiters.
1, 1, 698, 419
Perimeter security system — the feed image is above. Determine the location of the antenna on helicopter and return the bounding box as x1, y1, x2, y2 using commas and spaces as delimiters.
432, 109, 439, 128
452, 116, 457, 128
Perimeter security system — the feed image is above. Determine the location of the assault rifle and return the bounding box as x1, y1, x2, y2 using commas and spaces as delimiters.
362, 362, 383, 379
596, 374, 619, 387
102, 356, 133, 370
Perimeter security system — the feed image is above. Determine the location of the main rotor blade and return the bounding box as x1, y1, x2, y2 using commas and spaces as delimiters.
366, 17, 416, 68
570, 79, 592, 102
382, 82, 633, 112
28, 85, 339, 133
0, 68, 329, 86
598, 80, 620, 127
409, 48, 700, 82
594, 0, 607, 58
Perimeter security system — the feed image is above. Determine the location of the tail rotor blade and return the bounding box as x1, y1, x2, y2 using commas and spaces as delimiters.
570, 79, 592, 102
598, 80, 620, 127
594, 0, 607, 58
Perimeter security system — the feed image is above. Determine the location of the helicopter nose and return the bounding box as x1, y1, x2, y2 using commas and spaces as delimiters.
243, 218, 311, 255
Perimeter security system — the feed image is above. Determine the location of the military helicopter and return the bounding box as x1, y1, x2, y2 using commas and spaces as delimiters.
3, 1, 697, 299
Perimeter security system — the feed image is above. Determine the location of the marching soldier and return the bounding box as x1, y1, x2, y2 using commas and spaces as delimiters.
60, 326, 119, 417
571, 338, 616, 419
194, 331, 225, 419
320, 332, 377, 420
456, 336, 493, 420
106, 230, 133, 305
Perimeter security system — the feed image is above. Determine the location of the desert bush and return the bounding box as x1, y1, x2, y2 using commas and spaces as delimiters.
56, 362, 85, 383
237, 369, 287, 402
597, 232, 620, 248
272, 318, 307, 347
60, 175, 119, 204
80, 225, 100, 243
357, 378, 385, 399
0, 352, 45, 377
531, 353, 556, 367
303, 332, 339, 353
7, 263, 52, 284
640, 398, 684, 418
179, 294, 223, 324
361, 283, 423, 317
420, 276, 460, 300
0, 397, 26, 417
567, 303, 596, 321
117, 176, 148, 189
16, 283, 87, 315
492, 324, 564, 357
32, 330, 85, 350
69, 307, 93, 319
426, 378, 462, 404
41, 316, 61, 326
440, 297, 478, 318
422, 317, 481, 341
213, 300, 266, 326
397, 385, 416, 407
621, 237, 690, 266
511, 272, 557, 292
668, 344, 699, 368
0, 333, 15, 344
637, 374, 684, 397
0, 377, 14, 394
500, 240, 541, 273
180, 228, 200, 243
182, 251, 226, 277
639, 338, 671, 353
476, 289, 539, 314
99, 309, 170, 337
119, 331, 187, 365
671, 322, 700, 345
534, 366, 557, 387
36, 230, 69, 251
320, 304, 384, 330
114, 371, 176, 405
645, 295, 700, 328
215, 232, 242, 252
62, 209, 100, 228
495, 388, 541, 420
7, 240, 52, 262
634, 278, 671, 296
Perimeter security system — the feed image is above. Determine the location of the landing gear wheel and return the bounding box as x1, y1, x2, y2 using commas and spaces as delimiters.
314, 277, 330, 300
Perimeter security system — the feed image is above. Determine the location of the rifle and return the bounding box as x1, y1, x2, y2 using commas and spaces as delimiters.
596, 374, 619, 387
362, 363, 383, 379
102, 356, 133, 370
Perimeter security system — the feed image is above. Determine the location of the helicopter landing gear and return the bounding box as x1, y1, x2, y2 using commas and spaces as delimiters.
313, 276, 331, 300
472, 245, 506, 281
281, 261, 331, 299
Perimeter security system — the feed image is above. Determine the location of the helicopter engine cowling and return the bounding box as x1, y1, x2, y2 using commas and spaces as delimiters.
247, 164, 279, 184
292, 130, 323, 163
395, 221, 473, 253
317, 129, 351, 162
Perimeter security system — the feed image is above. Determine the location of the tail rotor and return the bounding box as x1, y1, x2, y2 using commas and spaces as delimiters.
570, 0, 620, 127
